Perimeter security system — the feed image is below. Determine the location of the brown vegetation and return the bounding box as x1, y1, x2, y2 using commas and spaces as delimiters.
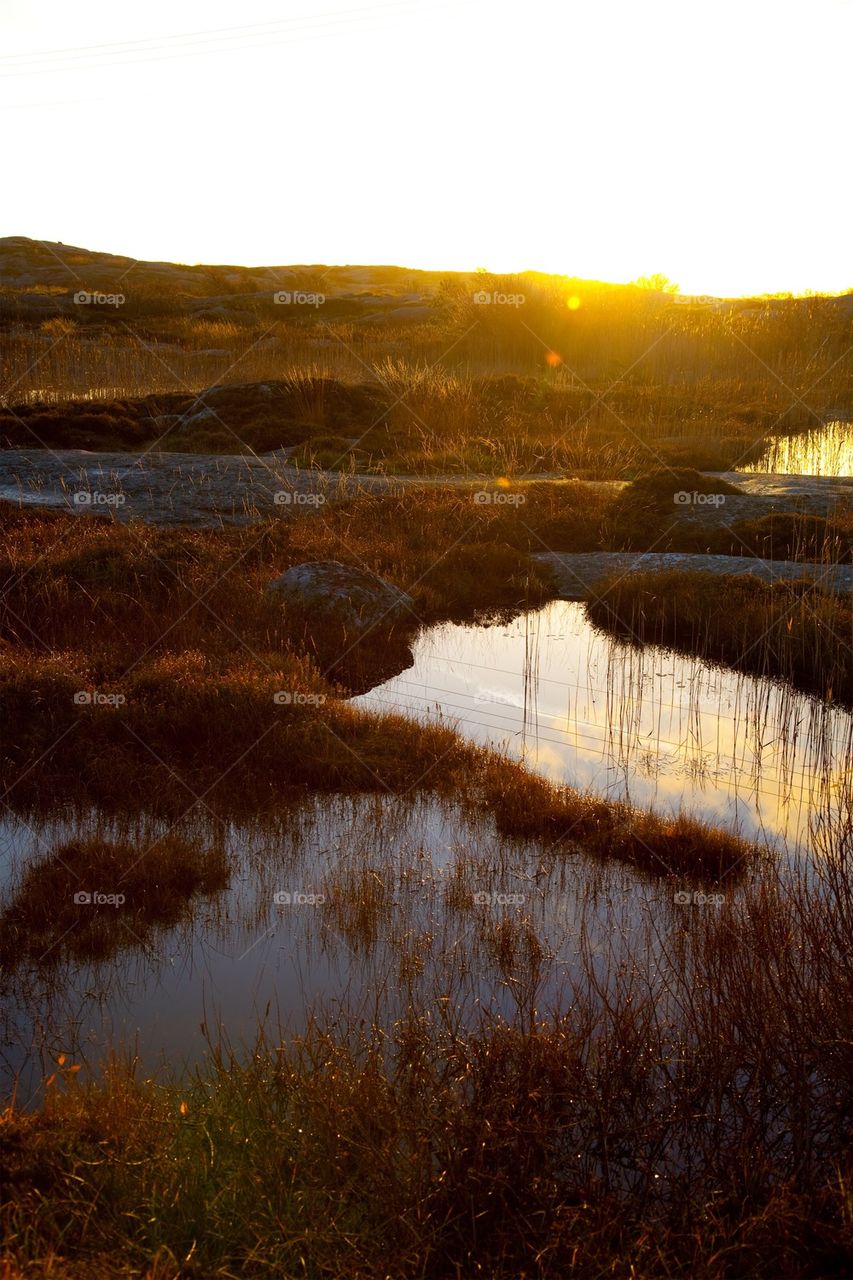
0, 836, 229, 966
587, 569, 853, 704
2, 836, 851, 1278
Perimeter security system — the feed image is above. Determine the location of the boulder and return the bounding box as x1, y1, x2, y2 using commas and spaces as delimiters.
267, 560, 413, 634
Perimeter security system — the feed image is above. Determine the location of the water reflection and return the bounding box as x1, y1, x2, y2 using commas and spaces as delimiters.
741, 420, 852, 477
0, 797, 666, 1104
354, 602, 853, 854
3, 602, 850, 1109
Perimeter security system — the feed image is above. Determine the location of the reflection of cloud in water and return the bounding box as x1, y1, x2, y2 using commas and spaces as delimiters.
0, 796, 660, 1102
355, 601, 853, 853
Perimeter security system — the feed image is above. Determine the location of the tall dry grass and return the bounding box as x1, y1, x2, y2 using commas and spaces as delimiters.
1, 810, 850, 1277
2, 275, 849, 475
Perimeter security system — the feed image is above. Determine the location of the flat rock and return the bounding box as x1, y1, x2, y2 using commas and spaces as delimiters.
267, 561, 414, 633
536, 551, 853, 599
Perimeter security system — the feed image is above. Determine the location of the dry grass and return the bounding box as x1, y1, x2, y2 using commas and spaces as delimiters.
587, 569, 853, 705
2, 269, 850, 476
726, 510, 853, 563
2, 250, 851, 1279
0, 835, 229, 966
2, 835, 851, 1278
0, 501, 755, 878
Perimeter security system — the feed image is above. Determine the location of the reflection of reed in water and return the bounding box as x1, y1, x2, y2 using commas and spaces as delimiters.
741, 419, 852, 477
0, 796, 668, 1102
519, 605, 540, 756
592, 630, 853, 850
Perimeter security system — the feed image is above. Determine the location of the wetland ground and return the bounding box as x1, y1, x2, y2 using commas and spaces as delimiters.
1, 242, 851, 1278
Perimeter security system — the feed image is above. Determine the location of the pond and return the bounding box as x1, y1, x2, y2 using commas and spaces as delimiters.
354, 600, 853, 854
2, 601, 849, 1106
0, 795, 666, 1105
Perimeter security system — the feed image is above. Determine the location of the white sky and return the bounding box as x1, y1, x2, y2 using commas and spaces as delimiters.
2, 0, 851, 296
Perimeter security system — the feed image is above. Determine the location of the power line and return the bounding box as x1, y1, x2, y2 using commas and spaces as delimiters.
357, 680, 849, 812
0, 1, 432, 77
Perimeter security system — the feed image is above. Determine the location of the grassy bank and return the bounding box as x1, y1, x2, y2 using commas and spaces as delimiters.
0, 836, 229, 967
3, 846, 852, 1278
587, 569, 853, 705
1, 660, 754, 882
0, 498, 757, 879
0, 371, 775, 475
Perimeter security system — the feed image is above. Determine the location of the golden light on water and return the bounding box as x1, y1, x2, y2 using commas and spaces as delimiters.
742, 422, 853, 478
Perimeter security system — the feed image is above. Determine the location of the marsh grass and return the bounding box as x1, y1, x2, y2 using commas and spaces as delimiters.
2, 831, 851, 1278
0, 500, 759, 878
1, 321, 847, 476
603, 468, 745, 550
726, 509, 853, 564
0, 835, 229, 966
587, 569, 853, 705
2, 251, 852, 1277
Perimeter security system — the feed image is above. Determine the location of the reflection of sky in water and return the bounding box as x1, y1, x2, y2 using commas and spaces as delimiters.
3, 598, 850, 1102
0, 798, 659, 1102
740, 420, 852, 477
354, 601, 853, 854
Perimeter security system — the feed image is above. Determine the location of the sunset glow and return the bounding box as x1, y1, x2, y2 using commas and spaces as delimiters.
3, 0, 851, 294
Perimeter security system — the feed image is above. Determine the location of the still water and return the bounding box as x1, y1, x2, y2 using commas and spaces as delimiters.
2, 603, 849, 1103
355, 601, 853, 854
740, 420, 852, 477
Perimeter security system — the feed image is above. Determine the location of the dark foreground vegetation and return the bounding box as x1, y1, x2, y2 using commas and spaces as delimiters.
3, 838, 852, 1278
